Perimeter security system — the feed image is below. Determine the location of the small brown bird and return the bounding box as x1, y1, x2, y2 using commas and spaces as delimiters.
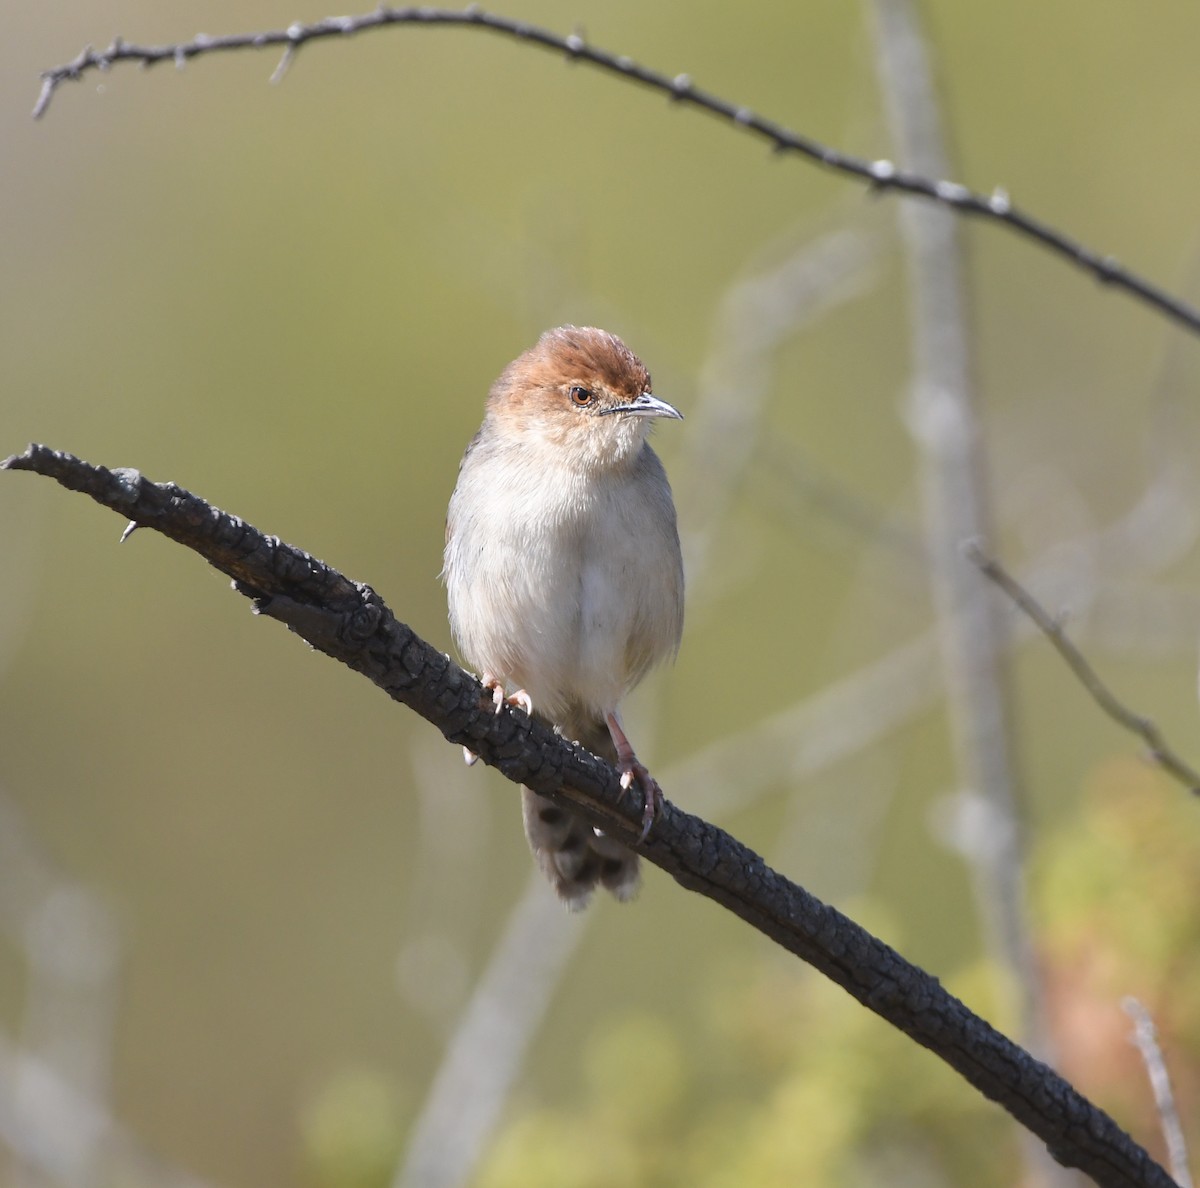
443, 326, 685, 908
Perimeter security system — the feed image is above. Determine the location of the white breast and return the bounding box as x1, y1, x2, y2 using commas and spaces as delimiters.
444, 433, 682, 727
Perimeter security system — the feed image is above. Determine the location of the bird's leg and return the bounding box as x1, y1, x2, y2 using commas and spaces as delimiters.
463, 674, 533, 765
604, 711, 662, 842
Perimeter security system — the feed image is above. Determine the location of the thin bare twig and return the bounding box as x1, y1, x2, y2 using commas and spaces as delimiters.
1122, 999, 1194, 1188
32, 6, 1200, 339
2, 443, 1180, 1188
966, 542, 1200, 794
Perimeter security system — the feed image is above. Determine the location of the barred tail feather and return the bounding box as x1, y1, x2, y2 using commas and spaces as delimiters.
521, 788, 640, 909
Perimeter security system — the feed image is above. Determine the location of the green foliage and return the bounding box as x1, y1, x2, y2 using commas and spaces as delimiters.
299, 1067, 408, 1188
471, 771, 1200, 1188
1033, 757, 1200, 1143
476, 946, 1010, 1187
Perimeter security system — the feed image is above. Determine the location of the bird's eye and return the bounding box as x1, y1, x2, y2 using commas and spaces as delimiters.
568, 386, 594, 407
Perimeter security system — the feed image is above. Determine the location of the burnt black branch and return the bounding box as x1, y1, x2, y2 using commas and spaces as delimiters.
3, 443, 1178, 1188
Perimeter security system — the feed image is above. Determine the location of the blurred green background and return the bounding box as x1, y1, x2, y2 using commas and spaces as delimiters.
4, 2, 1200, 1185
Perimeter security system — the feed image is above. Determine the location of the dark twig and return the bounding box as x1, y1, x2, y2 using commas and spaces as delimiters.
32, 7, 1200, 339
1, 443, 1181, 1188
966, 542, 1200, 794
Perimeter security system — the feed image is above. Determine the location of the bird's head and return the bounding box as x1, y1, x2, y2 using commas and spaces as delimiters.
486, 326, 682, 470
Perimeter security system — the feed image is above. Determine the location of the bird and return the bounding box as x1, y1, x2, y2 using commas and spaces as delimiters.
442, 325, 685, 909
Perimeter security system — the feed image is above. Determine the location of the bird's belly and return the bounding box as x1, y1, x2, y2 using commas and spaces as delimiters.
499, 552, 637, 720
571, 556, 638, 703
455, 535, 654, 723
447, 452, 681, 729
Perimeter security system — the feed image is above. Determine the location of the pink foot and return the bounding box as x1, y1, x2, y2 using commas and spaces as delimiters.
464, 676, 532, 766
605, 711, 663, 843
480, 673, 532, 716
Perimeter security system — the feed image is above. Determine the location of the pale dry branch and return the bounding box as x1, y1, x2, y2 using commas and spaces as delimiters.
394, 875, 581, 1188
680, 223, 883, 591
1123, 998, 1194, 1188
869, 8, 1061, 1186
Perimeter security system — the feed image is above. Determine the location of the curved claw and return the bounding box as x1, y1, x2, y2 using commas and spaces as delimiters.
618, 761, 663, 842
464, 676, 533, 771
606, 710, 663, 842
479, 672, 507, 714
479, 673, 533, 717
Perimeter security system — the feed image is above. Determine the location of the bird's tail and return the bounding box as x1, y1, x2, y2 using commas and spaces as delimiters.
521, 720, 640, 909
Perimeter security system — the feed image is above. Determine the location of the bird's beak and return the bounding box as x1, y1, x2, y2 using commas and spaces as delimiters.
601, 392, 684, 420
